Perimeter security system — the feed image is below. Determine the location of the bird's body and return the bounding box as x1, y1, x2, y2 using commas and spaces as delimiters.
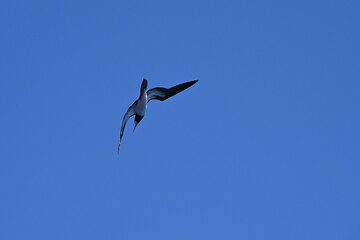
118, 78, 198, 153
135, 92, 147, 117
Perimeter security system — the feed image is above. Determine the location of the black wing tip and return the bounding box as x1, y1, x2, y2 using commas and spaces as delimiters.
185, 80, 198, 86
188, 80, 199, 87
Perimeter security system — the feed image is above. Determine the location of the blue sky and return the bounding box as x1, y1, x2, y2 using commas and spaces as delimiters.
1, 0, 359, 239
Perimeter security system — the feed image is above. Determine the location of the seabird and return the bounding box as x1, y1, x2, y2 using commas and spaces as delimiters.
118, 78, 198, 153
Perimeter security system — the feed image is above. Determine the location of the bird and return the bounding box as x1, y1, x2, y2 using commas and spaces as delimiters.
117, 78, 198, 153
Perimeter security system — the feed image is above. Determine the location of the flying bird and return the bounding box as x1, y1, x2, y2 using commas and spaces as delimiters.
118, 78, 198, 153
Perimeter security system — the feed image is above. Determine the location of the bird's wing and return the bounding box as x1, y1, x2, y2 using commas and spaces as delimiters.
147, 80, 198, 102
118, 101, 137, 153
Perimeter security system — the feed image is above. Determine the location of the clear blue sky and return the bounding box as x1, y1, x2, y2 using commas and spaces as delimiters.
1, 0, 359, 239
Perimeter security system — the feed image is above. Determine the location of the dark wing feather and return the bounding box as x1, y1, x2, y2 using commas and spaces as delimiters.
118, 101, 137, 153
147, 80, 198, 102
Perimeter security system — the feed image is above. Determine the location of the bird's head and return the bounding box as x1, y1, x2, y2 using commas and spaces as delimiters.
141, 78, 148, 91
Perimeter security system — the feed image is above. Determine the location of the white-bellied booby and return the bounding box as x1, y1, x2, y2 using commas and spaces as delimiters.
118, 78, 198, 153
